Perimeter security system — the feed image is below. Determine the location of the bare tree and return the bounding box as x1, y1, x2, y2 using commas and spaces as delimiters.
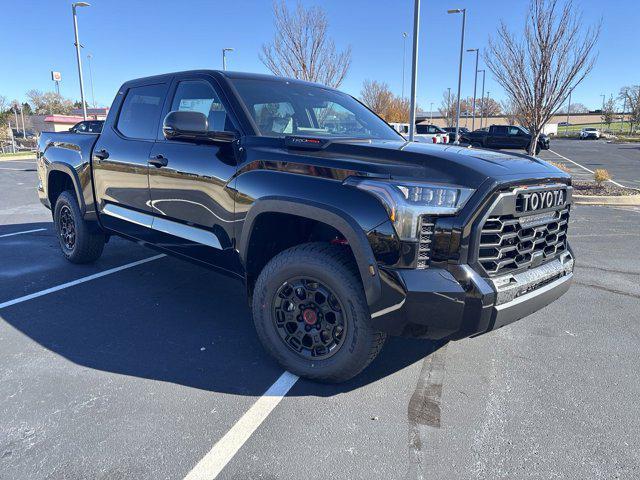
260, 1, 351, 88
0, 95, 8, 113
360, 80, 393, 119
485, 0, 600, 155
619, 85, 640, 134
386, 96, 411, 123
501, 99, 523, 126
602, 95, 616, 128
26, 90, 74, 115
438, 90, 457, 127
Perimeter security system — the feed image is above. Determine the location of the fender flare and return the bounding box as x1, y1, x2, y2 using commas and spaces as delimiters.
239, 197, 382, 306
47, 162, 87, 214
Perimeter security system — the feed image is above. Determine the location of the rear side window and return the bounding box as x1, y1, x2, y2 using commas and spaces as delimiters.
117, 84, 166, 140
492, 126, 508, 134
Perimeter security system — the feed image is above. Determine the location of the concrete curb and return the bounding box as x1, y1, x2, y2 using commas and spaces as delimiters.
574, 194, 640, 206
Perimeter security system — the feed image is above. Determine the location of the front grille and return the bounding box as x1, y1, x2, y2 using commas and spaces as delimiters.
478, 207, 569, 276
417, 217, 434, 269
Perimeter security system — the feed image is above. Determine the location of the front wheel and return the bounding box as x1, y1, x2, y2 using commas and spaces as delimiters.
252, 243, 386, 383
54, 190, 106, 264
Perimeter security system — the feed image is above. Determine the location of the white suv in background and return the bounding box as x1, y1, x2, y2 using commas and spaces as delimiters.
580, 127, 601, 139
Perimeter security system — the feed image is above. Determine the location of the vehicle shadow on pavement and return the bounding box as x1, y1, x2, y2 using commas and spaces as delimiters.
1, 223, 442, 397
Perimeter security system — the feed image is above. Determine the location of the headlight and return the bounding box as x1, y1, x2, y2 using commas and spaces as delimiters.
346, 178, 474, 241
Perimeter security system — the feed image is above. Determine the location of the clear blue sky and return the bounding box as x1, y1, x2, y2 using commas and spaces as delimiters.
1, 0, 637, 111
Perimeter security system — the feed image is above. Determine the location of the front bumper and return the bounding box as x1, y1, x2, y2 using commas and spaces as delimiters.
369, 251, 574, 340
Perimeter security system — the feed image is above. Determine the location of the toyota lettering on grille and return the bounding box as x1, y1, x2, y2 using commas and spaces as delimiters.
518, 189, 566, 213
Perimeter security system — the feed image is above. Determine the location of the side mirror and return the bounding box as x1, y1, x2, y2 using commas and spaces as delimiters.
163, 110, 236, 143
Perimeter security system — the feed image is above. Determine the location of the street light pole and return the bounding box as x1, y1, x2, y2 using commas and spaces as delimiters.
72, 2, 90, 120
448, 8, 466, 144
600, 94, 606, 130
87, 53, 96, 109
430, 102, 434, 122
20, 105, 26, 136
565, 90, 572, 134
222, 48, 234, 71
401, 32, 408, 99
477, 69, 485, 129
447, 87, 452, 126
408, 0, 421, 142
467, 48, 479, 131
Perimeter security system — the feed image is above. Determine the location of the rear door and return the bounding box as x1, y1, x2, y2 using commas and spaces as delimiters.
147, 73, 241, 273
93, 81, 169, 238
487, 125, 508, 148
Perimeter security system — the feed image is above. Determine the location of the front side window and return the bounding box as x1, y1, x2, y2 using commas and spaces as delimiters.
117, 84, 166, 140
170, 79, 236, 132
230, 78, 402, 141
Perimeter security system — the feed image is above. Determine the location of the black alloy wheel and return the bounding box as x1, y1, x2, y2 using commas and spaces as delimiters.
58, 204, 76, 251
272, 277, 346, 360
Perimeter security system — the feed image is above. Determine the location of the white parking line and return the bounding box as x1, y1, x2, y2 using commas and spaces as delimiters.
547, 149, 629, 188
0, 227, 47, 238
183, 371, 300, 480
0, 254, 166, 310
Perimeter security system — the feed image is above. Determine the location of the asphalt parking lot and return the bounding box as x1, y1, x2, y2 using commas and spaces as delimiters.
537, 138, 640, 188
1, 145, 639, 479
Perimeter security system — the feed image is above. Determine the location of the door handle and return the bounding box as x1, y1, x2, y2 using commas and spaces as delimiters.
94, 149, 109, 160
149, 154, 168, 168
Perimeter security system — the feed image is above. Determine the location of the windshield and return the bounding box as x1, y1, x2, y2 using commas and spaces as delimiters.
230, 78, 403, 141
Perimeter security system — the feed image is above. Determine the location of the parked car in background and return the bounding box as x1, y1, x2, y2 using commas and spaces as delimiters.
460, 125, 550, 154
580, 127, 601, 139
415, 124, 448, 144
442, 126, 470, 144
69, 120, 104, 134
388, 122, 409, 135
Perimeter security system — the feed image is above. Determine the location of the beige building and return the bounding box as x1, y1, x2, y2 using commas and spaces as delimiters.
418, 112, 606, 129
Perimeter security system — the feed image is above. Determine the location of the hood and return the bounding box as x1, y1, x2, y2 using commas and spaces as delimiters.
299, 139, 566, 189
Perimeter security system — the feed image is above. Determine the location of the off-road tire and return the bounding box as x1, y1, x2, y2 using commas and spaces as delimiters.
252, 242, 386, 383
53, 190, 105, 264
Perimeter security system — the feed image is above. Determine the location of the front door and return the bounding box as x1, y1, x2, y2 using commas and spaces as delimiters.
93, 82, 168, 238
147, 75, 241, 274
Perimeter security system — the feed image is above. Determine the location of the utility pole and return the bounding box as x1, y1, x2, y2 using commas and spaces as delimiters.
222, 48, 234, 71
467, 48, 479, 131
72, 2, 90, 120
565, 90, 572, 134
447, 87, 452, 127
87, 53, 96, 109
20, 105, 26, 137
402, 32, 408, 99
477, 69, 485, 129
13, 105, 20, 137
448, 8, 466, 144
408, 0, 421, 142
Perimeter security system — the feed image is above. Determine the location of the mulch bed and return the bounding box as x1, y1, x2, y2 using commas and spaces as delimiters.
573, 181, 638, 196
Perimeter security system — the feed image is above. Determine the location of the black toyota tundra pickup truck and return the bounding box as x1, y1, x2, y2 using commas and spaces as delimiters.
461, 125, 550, 154
37, 70, 574, 382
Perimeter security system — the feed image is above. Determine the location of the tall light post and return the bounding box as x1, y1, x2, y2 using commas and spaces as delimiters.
447, 87, 452, 126
600, 93, 606, 130
408, 0, 421, 142
222, 48, 234, 71
87, 53, 96, 109
430, 102, 434, 122
565, 89, 572, 134
477, 69, 485, 128
448, 8, 466, 144
72, 2, 90, 120
401, 32, 408, 99
467, 48, 479, 131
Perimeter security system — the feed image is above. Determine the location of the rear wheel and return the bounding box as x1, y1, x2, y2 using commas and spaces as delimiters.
252, 243, 386, 383
54, 190, 105, 264
471, 141, 482, 148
